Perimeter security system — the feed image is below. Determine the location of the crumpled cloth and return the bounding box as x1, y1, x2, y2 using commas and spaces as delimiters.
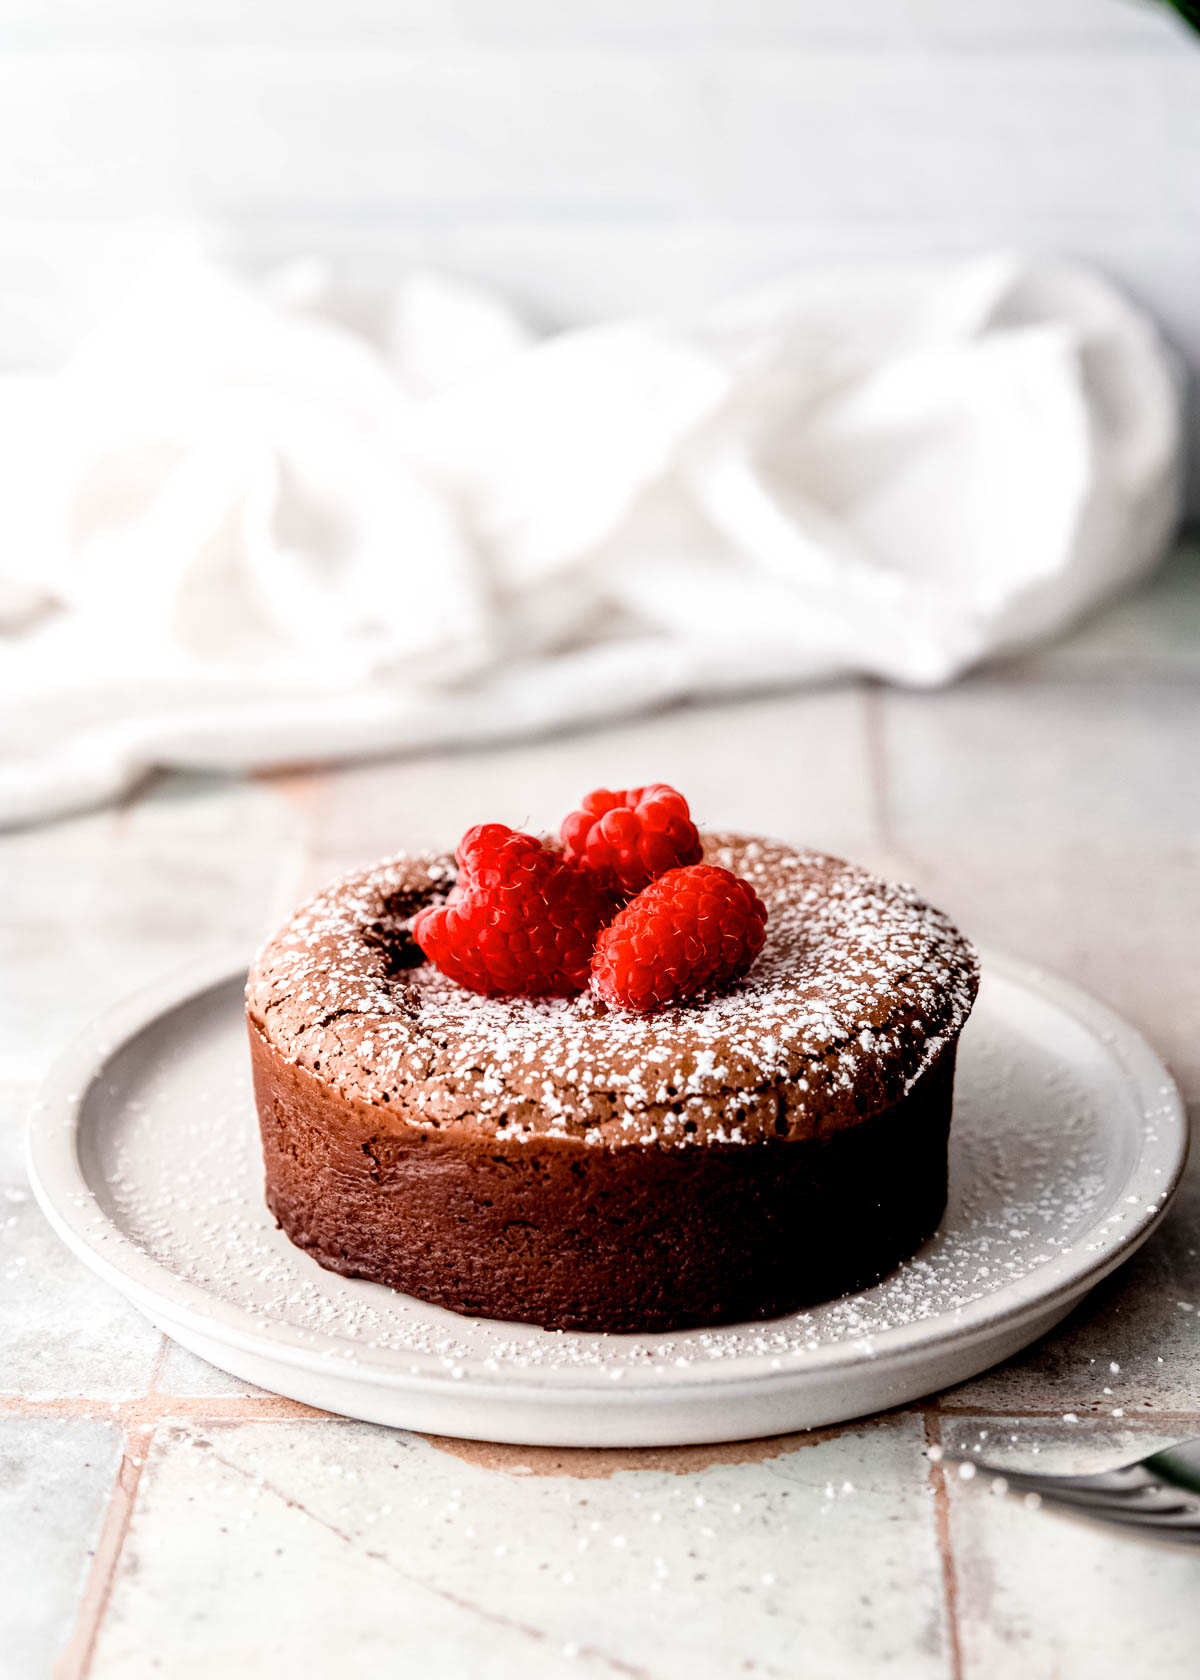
0, 243, 1182, 828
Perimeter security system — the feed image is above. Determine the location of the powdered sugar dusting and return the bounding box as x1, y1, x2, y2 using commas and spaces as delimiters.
247, 836, 979, 1146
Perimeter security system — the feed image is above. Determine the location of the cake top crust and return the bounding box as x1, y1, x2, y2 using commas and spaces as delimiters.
246, 835, 979, 1147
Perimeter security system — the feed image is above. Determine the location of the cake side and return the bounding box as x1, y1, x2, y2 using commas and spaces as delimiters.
251, 1018, 959, 1333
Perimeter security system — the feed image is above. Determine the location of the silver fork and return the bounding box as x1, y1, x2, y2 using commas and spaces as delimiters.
951, 1437, 1200, 1543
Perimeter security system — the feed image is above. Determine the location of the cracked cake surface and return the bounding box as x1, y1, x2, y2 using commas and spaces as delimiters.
247, 834, 979, 1149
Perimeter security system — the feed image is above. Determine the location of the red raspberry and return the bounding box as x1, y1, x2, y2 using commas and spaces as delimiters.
590, 864, 768, 1013
561, 783, 702, 896
413, 823, 614, 998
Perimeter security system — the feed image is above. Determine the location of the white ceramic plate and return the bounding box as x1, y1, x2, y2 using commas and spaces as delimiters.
27, 951, 1187, 1447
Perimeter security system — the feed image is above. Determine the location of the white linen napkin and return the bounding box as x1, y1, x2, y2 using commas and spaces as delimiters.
0, 244, 1182, 828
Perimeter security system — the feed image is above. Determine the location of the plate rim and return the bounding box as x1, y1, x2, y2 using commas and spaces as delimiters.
25, 947, 1190, 1402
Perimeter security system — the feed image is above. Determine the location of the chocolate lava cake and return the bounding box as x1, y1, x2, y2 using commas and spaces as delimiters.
246, 835, 979, 1333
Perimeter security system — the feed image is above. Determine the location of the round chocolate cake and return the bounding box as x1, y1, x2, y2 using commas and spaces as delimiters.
246, 835, 978, 1332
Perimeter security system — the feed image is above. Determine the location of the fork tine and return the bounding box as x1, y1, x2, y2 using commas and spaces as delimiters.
966, 1461, 1200, 1539
1040, 1502, 1200, 1540
969, 1464, 1156, 1504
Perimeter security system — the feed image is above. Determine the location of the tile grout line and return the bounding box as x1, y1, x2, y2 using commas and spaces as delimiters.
53, 1424, 155, 1680
924, 1414, 965, 1680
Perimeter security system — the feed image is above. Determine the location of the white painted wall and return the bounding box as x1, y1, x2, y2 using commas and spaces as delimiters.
2, 0, 1198, 490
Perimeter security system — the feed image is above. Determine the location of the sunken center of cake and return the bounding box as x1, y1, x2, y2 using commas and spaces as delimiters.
247, 835, 978, 1149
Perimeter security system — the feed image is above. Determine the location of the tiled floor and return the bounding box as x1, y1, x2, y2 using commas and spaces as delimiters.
3, 539, 1199, 1678
941, 1420, 1200, 1680
90, 1417, 949, 1680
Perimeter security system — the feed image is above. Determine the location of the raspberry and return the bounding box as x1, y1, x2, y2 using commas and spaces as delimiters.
590, 864, 768, 1012
561, 783, 702, 896
413, 823, 614, 998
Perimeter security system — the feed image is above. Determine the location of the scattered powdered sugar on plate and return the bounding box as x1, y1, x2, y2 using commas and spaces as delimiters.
70, 962, 1177, 1390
